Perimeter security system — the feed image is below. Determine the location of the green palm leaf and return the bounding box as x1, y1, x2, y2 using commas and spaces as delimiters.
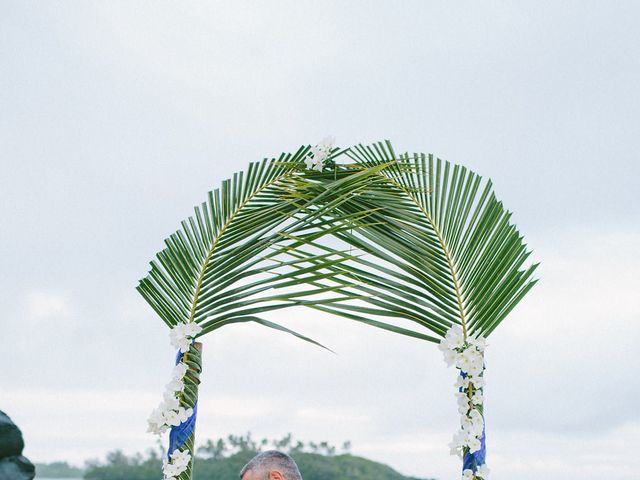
136, 145, 391, 344
285, 141, 538, 342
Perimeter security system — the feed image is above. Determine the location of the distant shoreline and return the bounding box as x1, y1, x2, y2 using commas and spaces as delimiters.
37, 478, 81, 480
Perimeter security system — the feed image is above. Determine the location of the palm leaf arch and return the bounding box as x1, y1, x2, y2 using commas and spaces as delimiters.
137, 140, 538, 480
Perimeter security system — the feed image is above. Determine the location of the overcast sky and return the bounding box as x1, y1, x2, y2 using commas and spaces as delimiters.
1, 2, 639, 480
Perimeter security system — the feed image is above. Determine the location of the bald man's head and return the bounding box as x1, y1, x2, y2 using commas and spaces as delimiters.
239, 450, 302, 480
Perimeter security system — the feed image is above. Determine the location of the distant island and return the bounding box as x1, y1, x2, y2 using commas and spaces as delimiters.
35, 434, 434, 480
34, 461, 83, 478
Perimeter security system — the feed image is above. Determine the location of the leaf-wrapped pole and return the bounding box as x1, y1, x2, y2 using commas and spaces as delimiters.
171, 342, 202, 480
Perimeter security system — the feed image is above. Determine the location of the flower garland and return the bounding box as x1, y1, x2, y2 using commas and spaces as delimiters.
304, 136, 335, 171
439, 325, 490, 480
147, 321, 202, 479
162, 449, 192, 480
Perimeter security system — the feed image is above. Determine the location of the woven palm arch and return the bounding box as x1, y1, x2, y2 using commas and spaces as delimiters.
137, 140, 538, 480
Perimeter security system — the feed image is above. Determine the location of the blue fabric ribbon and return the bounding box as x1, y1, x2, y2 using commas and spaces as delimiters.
462, 424, 486, 472
460, 371, 487, 473
167, 350, 198, 458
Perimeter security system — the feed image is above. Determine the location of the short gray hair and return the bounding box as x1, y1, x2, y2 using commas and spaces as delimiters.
239, 450, 302, 480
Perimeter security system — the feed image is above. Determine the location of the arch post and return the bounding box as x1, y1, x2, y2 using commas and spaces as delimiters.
166, 342, 202, 480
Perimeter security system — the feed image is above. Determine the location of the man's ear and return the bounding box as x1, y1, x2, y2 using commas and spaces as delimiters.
268, 471, 285, 480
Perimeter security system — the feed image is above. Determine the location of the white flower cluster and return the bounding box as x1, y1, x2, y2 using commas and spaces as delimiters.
439, 325, 490, 480
170, 321, 202, 354
463, 465, 490, 480
304, 136, 335, 171
147, 322, 201, 435
147, 360, 193, 435
162, 448, 191, 480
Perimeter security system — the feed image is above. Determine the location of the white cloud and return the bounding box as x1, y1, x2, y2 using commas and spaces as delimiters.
488, 228, 640, 434
489, 422, 639, 480
26, 291, 74, 320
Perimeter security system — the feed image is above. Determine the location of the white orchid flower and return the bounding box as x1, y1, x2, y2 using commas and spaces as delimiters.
462, 469, 475, 480
304, 136, 335, 171
477, 464, 490, 478
469, 375, 485, 388
472, 390, 484, 405
172, 362, 189, 380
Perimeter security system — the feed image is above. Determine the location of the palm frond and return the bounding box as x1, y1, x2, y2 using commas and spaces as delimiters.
136, 146, 391, 345
284, 141, 538, 341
